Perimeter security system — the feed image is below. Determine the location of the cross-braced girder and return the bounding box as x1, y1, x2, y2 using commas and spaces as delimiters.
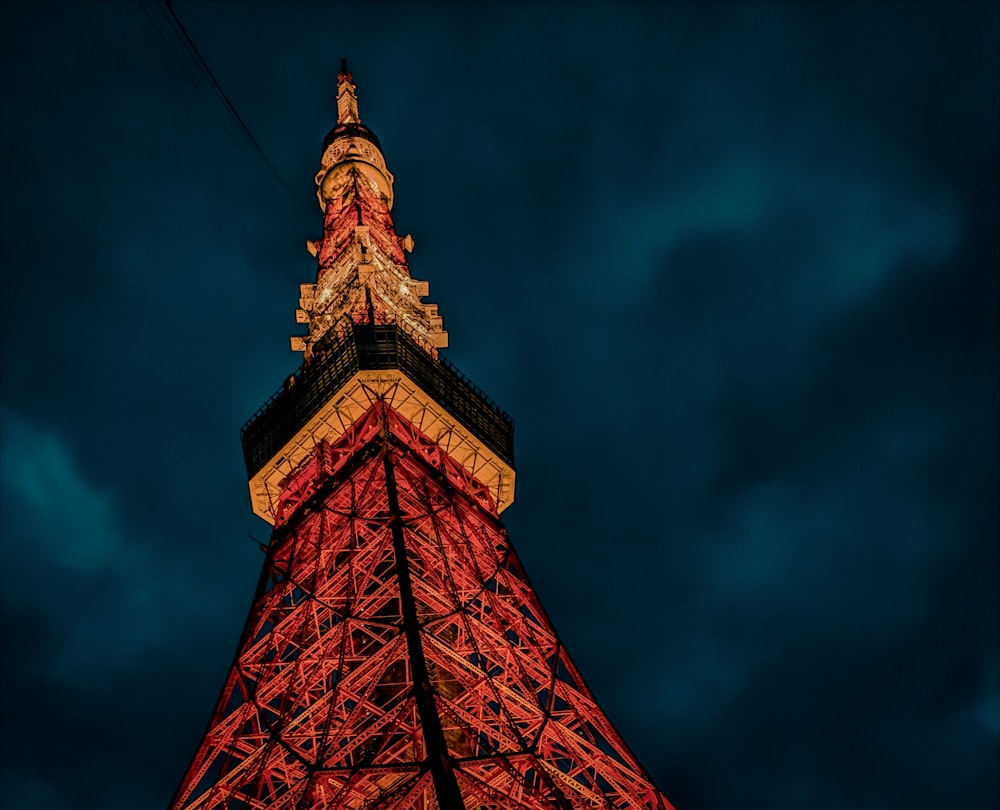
170, 403, 672, 810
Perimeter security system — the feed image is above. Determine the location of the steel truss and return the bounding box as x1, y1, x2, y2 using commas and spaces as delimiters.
170, 402, 672, 809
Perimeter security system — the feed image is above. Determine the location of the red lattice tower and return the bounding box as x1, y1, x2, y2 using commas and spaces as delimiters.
170, 62, 675, 810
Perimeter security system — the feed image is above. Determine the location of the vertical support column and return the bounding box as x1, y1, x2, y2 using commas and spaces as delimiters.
379, 411, 465, 810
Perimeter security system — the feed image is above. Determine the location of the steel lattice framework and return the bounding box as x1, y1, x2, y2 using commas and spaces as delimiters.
170, 62, 674, 810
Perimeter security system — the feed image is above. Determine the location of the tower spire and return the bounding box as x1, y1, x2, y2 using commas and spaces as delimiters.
336, 56, 360, 124
317, 64, 393, 209
300, 65, 447, 365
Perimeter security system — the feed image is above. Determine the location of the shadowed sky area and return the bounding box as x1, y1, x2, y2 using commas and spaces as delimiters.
1, 2, 998, 808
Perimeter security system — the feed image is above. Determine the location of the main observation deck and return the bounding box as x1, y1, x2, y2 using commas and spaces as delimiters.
241, 324, 516, 523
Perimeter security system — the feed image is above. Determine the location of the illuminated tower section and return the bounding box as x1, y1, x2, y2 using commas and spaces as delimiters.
170, 63, 674, 810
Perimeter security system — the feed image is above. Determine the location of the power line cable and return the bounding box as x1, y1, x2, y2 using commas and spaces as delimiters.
140, 1, 299, 206
139, 1, 196, 89
130, 1, 309, 536
159, 0, 300, 203
139, 1, 239, 147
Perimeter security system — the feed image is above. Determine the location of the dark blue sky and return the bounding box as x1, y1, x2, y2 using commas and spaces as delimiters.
1, 2, 997, 808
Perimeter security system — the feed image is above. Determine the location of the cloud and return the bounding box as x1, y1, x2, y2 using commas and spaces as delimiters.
0, 411, 199, 685
0, 775, 71, 810
1, 410, 118, 572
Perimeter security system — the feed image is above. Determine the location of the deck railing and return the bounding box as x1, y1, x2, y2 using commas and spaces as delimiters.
240, 324, 515, 477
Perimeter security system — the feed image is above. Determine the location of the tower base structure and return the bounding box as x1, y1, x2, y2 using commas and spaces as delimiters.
170, 393, 672, 809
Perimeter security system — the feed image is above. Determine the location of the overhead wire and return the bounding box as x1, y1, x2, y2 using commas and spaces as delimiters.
151, 0, 300, 203
128, 1, 307, 537
138, 1, 239, 147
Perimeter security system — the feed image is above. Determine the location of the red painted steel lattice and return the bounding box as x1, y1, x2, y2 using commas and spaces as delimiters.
170, 403, 672, 809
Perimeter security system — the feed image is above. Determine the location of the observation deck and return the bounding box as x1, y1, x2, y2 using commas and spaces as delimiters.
241, 324, 516, 523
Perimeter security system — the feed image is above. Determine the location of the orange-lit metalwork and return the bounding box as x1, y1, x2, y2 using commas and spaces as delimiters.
170, 62, 673, 809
